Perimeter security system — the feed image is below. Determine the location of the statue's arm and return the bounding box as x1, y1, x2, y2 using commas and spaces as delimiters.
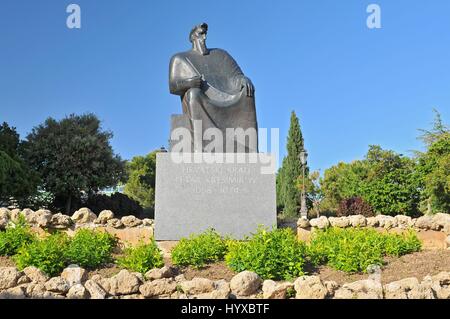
220, 49, 255, 97
169, 55, 200, 96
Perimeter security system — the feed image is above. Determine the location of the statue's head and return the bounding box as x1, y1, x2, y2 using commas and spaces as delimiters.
189, 23, 209, 54
189, 23, 208, 43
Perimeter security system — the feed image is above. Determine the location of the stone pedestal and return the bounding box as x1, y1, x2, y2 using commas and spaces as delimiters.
154, 153, 276, 240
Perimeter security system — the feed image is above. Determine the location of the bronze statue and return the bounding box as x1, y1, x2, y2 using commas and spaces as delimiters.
169, 23, 258, 153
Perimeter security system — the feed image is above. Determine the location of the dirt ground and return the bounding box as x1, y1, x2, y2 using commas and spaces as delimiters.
1, 249, 449, 284
311, 249, 450, 285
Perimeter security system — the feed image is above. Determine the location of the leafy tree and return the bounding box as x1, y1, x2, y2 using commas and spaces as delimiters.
416, 110, 450, 213
22, 114, 125, 213
124, 150, 158, 213
320, 145, 421, 216
277, 111, 308, 217
319, 160, 369, 213
0, 122, 38, 206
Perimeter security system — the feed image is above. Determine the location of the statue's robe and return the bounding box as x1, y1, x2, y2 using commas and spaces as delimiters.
169, 48, 258, 153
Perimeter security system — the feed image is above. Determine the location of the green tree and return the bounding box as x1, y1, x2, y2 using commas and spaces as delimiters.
320, 145, 421, 216
277, 111, 307, 217
362, 145, 421, 216
416, 110, 450, 213
124, 150, 158, 213
0, 122, 38, 206
320, 160, 369, 213
22, 114, 125, 213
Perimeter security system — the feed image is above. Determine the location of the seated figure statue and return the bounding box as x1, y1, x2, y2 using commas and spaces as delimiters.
169, 23, 258, 153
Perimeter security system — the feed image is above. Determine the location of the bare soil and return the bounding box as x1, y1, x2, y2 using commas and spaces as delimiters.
311, 249, 450, 285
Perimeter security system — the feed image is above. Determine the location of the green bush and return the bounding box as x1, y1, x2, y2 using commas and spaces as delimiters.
117, 240, 164, 274
171, 229, 228, 268
14, 232, 70, 276
308, 227, 422, 273
65, 229, 117, 269
225, 227, 307, 280
0, 216, 36, 256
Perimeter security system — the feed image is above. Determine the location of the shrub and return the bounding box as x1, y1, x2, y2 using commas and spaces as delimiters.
117, 240, 164, 274
337, 197, 375, 217
308, 227, 421, 273
14, 232, 70, 276
0, 216, 36, 256
65, 229, 117, 269
225, 227, 307, 280
171, 229, 228, 268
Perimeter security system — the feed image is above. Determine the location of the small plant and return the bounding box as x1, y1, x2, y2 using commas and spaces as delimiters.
171, 229, 228, 268
116, 240, 164, 274
0, 216, 36, 256
14, 232, 70, 276
65, 229, 117, 269
308, 227, 422, 273
225, 227, 307, 280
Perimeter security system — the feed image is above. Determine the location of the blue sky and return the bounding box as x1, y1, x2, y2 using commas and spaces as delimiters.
0, 0, 449, 172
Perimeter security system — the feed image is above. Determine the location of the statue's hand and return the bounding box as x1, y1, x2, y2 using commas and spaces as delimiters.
185, 76, 202, 89
240, 77, 254, 97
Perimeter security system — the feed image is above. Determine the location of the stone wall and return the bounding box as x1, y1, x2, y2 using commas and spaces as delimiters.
1, 266, 449, 299
0, 207, 154, 245
297, 214, 450, 250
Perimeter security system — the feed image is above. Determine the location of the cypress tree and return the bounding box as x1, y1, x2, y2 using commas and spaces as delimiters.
279, 111, 307, 217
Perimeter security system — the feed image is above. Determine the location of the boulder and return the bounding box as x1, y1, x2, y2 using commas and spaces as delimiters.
262, 280, 294, 299
107, 218, 124, 229
296, 218, 311, 229
17, 275, 31, 285
29, 209, 52, 228
334, 279, 383, 299
294, 275, 328, 299
384, 277, 422, 299
145, 266, 176, 280
394, 215, 413, 229
349, 215, 367, 227
0, 267, 22, 290
26, 282, 47, 298
107, 269, 142, 296
324, 280, 339, 298
0, 286, 26, 299
431, 213, 450, 231
309, 216, 330, 229
180, 277, 215, 295
0, 207, 10, 219
95, 210, 115, 224
418, 276, 437, 299
71, 208, 97, 224
61, 266, 88, 287
139, 278, 177, 298
21, 208, 35, 221
23, 266, 49, 283
50, 213, 73, 229
378, 215, 397, 229
415, 215, 434, 230
66, 284, 89, 299
0, 217, 8, 230
9, 209, 21, 222
84, 280, 107, 299
328, 217, 350, 228
121, 216, 142, 228
230, 271, 262, 296
430, 272, 450, 299
366, 216, 379, 227
446, 235, 450, 249
44, 277, 70, 294
142, 218, 154, 227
